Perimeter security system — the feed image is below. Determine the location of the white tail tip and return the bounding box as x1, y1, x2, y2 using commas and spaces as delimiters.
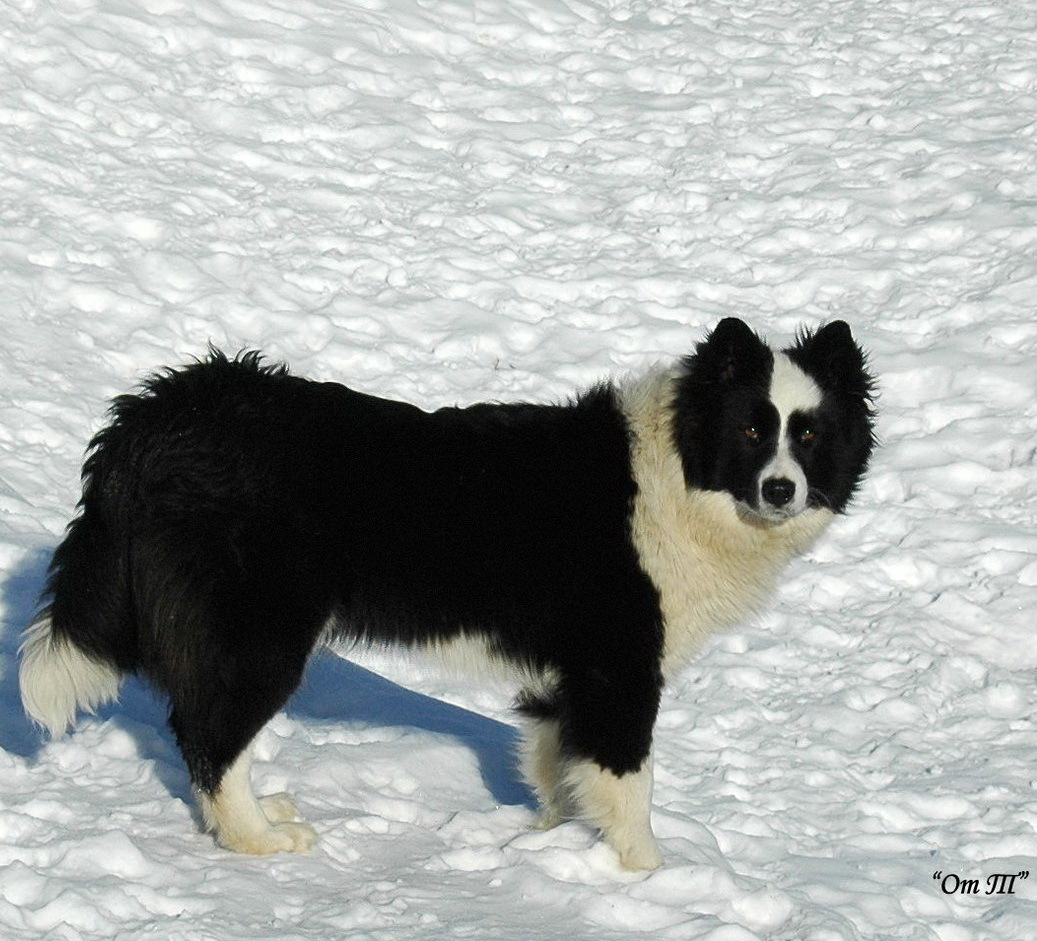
18, 615, 121, 738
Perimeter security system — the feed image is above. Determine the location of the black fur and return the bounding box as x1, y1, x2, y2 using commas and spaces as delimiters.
784, 321, 878, 512
40, 350, 662, 793
673, 317, 777, 500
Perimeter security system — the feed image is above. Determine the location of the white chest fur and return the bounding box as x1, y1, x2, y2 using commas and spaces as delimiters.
620, 372, 834, 676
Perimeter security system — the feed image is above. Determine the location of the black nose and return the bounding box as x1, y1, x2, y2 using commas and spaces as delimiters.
762, 478, 795, 507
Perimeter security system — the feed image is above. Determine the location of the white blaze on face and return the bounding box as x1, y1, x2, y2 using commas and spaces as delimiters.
759, 353, 823, 518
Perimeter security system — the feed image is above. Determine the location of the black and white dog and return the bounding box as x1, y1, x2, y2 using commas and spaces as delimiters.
20, 318, 875, 870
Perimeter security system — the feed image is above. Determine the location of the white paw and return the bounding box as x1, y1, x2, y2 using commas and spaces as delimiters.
612, 833, 663, 871
217, 819, 318, 855
216, 817, 317, 859
272, 820, 319, 854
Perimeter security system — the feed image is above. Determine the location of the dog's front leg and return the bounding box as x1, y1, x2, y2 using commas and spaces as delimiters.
566, 754, 661, 871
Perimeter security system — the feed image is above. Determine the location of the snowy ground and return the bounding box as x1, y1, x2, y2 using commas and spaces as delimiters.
2, 0, 1036, 938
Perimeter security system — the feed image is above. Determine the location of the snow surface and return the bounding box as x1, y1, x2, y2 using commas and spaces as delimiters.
1, 0, 1036, 938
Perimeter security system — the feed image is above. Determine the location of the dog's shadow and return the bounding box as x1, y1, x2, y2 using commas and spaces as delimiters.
292, 652, 533, 807
0, 549, 534, 810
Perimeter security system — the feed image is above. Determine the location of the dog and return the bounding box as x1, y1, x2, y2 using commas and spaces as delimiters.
19, 318, 875, 870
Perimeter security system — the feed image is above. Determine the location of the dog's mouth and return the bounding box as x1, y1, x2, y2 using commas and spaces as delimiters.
736, 499, 804, 527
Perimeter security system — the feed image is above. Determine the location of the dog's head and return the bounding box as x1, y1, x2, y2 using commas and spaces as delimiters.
673, 318, 876, 523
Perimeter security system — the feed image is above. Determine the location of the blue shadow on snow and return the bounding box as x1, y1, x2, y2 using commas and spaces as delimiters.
0, 548, 533, 809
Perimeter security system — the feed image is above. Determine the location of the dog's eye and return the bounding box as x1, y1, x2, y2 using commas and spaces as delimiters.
799, 429, 817, 443
743, 427, 760, 442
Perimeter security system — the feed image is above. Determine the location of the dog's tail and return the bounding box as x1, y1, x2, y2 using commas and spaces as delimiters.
19, 612, 123, 738
19, 499, 132, 738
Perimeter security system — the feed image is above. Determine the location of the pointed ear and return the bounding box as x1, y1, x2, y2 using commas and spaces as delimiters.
788, 320, 873, 398
690, 318, 771, 385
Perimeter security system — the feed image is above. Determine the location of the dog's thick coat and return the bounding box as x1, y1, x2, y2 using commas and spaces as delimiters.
20, 318, 875, 869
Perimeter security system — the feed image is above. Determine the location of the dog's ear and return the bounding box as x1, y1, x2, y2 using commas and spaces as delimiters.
691, 318, 771, 386
787, 321, 873, 398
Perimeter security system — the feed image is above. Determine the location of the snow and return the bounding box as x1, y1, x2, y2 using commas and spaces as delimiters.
1, 0, 1036, 937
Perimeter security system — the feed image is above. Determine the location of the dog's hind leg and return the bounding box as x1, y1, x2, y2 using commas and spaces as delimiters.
167, 614, 323, 856
143, 529, 329, 855
197, 741, 317, 855
169, 651, 321, 856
